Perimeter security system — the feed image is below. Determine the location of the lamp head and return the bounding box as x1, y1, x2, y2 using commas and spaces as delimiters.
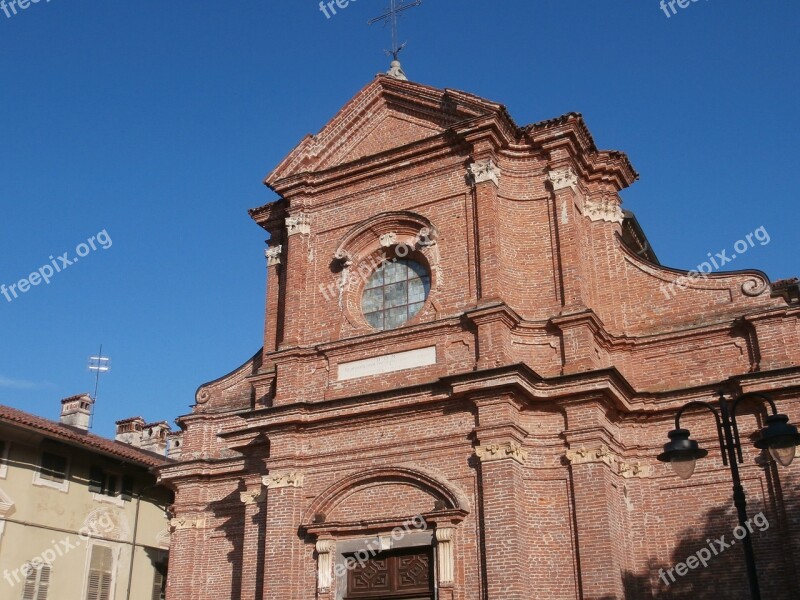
657, 428, 708, 479
754, 414, 800, 467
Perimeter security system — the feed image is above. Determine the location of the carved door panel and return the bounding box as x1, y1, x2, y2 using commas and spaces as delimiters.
345, 547, 434, 600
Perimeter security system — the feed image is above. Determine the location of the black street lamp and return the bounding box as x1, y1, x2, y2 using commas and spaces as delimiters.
657, 392, 800, 600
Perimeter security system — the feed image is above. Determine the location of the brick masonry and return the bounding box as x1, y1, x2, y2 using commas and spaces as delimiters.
157, 75, 800, 599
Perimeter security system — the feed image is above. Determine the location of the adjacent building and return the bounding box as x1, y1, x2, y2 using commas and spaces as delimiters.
0, 394, 173, 600
158, 72, 800, 599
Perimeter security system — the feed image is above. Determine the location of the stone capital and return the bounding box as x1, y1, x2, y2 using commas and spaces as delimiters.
548, 166, 579, 192
262, 471, 304, 489
582, 196, 624, 224
475, 442, 528, 465
265, 245, 282, 267
468, 159, 501, 187
239, 485, 266, 505
286, 214, 311, 236
169, 515, 205, 532
565, 444, 652, 478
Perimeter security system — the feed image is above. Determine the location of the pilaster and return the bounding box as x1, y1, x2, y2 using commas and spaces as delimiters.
563, 400, 625, 600
468, 157, 502, 304
548, 165, 588, 312
262, 470, 308, 600
239, 479, 267, 600
472, 393, 530, 600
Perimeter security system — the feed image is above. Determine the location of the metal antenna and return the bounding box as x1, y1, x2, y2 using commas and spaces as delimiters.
368, 0, 422, 60
88, 345, 110, 430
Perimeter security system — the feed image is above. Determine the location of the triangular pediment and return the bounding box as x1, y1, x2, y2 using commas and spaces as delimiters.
264, 76, 509, 189
342, 112, 441, 164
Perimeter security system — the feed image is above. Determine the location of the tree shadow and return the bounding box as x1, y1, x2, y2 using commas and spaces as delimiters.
622, 466, 800, 599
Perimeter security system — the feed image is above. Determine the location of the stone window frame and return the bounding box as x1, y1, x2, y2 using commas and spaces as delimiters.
332, 211, 442, 333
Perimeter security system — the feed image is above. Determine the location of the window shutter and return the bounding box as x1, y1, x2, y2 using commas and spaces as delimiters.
86, 545, 114, 600
87, 571, 101, 600
121, 475, 134, 501
99, 572, 112, 600
89, 467, 105, 494
36, 565, 50, 600
41, 452, 67, 481
105, 475, 118, 497
151, 557, 167, 600
22, 566, 37, 600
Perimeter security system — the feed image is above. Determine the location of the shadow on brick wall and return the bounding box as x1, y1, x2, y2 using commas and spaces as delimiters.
622, 467, 799, 599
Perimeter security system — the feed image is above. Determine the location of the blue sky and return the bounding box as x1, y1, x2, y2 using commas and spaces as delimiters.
0, 0, 797, 439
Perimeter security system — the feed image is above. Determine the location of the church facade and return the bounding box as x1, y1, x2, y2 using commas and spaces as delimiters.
157, 75, 800, 599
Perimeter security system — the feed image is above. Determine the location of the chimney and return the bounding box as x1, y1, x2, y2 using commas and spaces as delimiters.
115, 417, 146, 447
167, 431, 183, 460
60, 394, 94, 431
140, 421, 171, 455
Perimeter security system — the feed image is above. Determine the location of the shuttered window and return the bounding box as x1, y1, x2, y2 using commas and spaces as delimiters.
21, 563, 50, 600
121, 475, 134, 501
151, 569, 165, 600
40, 452, 67, 482
88, 467, 105, 494
151, 551, 168, 600
85, 546, 114, 600
89, 468, 133, 500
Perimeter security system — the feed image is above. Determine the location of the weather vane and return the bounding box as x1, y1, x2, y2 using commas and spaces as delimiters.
368, 0, 422, 80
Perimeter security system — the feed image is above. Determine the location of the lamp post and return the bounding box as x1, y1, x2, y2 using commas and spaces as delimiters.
657, 392, 800, 600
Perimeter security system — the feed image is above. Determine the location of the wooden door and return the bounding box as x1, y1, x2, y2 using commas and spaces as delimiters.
345, 547, 434, 600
